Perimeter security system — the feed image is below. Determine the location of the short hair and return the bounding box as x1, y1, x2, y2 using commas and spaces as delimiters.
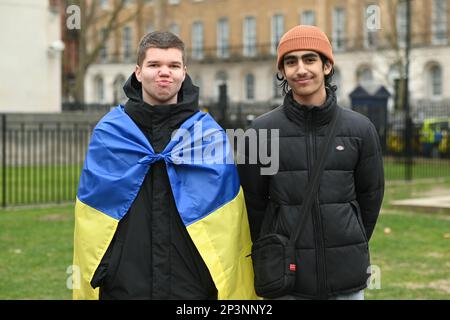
136, 31, 185, 66
277, 53, 336, 95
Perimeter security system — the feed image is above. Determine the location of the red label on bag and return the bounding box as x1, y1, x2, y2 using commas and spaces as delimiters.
289, 264, 296, 271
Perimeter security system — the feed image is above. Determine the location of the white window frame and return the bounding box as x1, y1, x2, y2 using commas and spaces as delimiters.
169, 23, 180, 36
100, 0, 109, 9
301, 10, 316, 26
429, 64, 443, 99
273, 74, 282, 98
396, 1, 407, 48
363, 4, 377, 49
99, 28, 108, 62
332, 7, 346, 51
146, 23, 154, 34
357, 66, 374, 88
245, 73, 255, 100
95, 75, 104, 103
271, 14, 284, 55
192, 21, 204, 60
243, 16, 257, 57
432, 0, 448, 45
123, 26, 133, 62
113, 74, 127, 104
217, 18, 230, 58
333, 67, 342, 101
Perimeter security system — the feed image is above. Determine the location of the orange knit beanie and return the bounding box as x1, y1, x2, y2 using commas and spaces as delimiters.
277, 25, 334, 70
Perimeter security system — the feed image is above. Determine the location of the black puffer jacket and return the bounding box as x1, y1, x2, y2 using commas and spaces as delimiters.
90, 73, 217, 299
238, 89, 384, 299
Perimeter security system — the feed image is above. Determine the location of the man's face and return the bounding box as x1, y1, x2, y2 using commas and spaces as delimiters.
135, 47, 186, 106
281, 50, 332, 104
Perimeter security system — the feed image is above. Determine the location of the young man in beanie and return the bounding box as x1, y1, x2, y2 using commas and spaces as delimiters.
238, 25, 384, 300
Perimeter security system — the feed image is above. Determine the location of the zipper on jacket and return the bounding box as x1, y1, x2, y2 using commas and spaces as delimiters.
307, 112, 327, 299
315, 194, 328, 298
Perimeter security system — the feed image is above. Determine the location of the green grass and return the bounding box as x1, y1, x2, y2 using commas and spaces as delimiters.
0, 165, 82, 205
0, 205, 74, 299
0, 179, 449, 299
0, 158, 449, 206
365, 177, 450, 299
366, 210, 450, 299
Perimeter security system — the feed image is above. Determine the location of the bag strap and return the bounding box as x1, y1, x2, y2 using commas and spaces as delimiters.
288, 106, 341, 246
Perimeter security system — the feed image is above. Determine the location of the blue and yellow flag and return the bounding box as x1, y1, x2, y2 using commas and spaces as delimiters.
73, 106, 256, 300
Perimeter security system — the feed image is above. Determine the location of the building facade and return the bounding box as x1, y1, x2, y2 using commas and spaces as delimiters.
84, 0, 450, 118
0, 0, 63, 113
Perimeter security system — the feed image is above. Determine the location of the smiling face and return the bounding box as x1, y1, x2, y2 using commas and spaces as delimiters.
135, 47, 186, 106
281, 50, 332, 106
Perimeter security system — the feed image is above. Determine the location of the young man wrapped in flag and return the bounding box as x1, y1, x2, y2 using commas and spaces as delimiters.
72, 31, 256, 300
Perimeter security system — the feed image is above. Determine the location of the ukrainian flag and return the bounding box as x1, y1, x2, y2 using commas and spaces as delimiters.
73, 106, 256, 300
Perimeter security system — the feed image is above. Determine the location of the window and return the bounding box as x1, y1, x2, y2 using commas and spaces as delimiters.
192, 21, 204, 60
432, 0, 448, 44
273, 74, 282, 98
100, 0, 108, 9
363, 5, 377, 48
95, 76, 104, 103
217, 18, 230, 58
169, 23, 180, 36
99, 28, 108, 62
245, 74, 255, 100
193, 75, 202, 88
396, 1, 407, 48
168, 0, 180, 5
215, 71, 228, 100
271, 14, 284, 55
357, 66, 374, 88
333, 67, 342, 101
123, 26, 132, 61
146, 23, 154, 34
243, 16, 257, 57
113, 75, 127, 104
429, 64, 443, 98
301, 10, 316, 26
332, 7, 346, 51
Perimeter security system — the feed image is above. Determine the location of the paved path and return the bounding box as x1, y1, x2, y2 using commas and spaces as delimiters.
391, 196, 450, 213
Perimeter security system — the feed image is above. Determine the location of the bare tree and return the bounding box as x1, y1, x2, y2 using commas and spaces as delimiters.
64, 0, 145, 103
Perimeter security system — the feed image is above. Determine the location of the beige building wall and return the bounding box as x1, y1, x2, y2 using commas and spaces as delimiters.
85, 0, 450, 113
0, 0, 62, 113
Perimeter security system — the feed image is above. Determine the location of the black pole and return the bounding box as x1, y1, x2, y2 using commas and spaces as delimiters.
403, 0, 413, 181
1, 114, 6, 208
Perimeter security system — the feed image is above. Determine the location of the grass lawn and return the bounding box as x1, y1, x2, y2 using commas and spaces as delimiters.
365, 177, 450, 299
0, 179, 449, 299
0, 157, 449, 205
0, 204, 74, 299
0, 165, 82, 206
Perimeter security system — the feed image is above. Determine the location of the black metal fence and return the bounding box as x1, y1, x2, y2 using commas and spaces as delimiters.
209, 101, 450, 182
1, 103, 450, 207
0, 114, 96, 207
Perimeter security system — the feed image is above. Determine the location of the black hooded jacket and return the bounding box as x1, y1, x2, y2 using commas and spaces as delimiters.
90, 73, 217, 299
238, 89, 384, 299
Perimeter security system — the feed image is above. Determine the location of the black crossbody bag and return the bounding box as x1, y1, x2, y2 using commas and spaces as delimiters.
250, 107, 341, 299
